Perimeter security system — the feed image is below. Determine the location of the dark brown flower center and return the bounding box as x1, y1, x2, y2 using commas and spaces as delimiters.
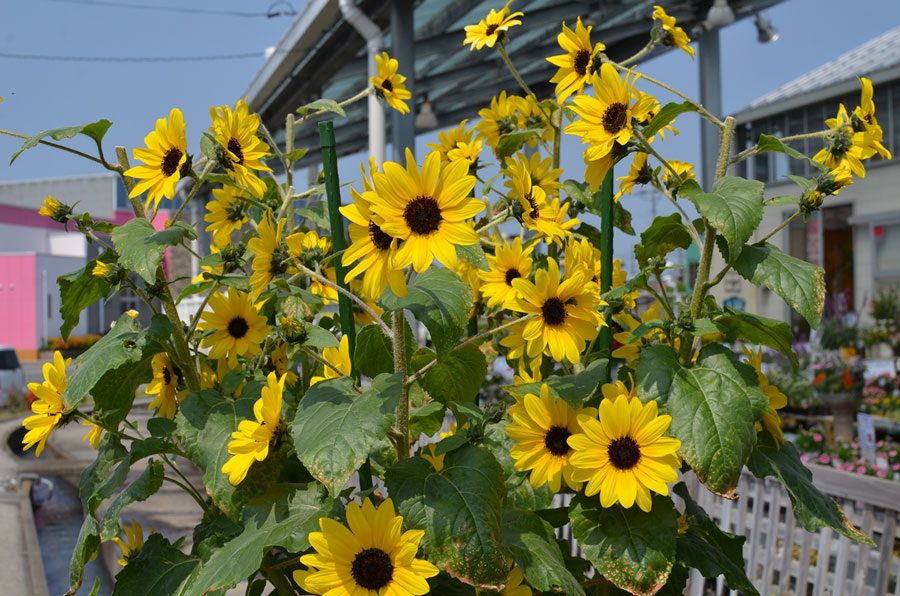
608, 436, 641, 470
574, 49, 591, 75
544, 425, 572, 456
228, 316, 249, 339
541, 297, 567, 326
227, 138, 244, 164
162, 367, 172, 386
602, 102, 628, 134
485, 23, 499, 36
368, 220, 394, 251
524, 194, 540, 219
403, 196, 442, 236
351, 547, 394, 590
504, 268, 521, 286
161, 147, 183, 177
381, 79, 394, 93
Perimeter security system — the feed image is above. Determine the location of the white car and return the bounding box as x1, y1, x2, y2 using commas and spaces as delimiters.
0, 346, 25, 408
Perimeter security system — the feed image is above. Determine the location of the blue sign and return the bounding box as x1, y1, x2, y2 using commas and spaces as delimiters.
723, 297, 746, 311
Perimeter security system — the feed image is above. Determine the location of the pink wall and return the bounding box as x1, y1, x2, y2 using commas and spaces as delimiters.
0, 255, 36, 350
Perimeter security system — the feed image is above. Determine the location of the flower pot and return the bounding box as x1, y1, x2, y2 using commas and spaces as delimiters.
817, 391, 862, 444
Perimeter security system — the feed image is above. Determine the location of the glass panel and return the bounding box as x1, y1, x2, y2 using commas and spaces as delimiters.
875, 224, 900, 272
892, 81, 900, 159
787, 109, 806, 176
752, 120, 770, 182
806, 103, 825, 177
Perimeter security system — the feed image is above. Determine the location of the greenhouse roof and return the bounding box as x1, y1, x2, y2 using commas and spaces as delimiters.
245, 0, 783, 167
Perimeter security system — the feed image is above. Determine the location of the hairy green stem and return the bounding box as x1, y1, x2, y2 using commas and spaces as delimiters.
261, 551, 296, 596
293, 264, 392, 338
392, 310, 410, 460
497, 45, 556, 128
170, 160, 215, 225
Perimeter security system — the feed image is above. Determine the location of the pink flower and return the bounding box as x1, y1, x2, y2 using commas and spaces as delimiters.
890, 450, 897, 457
852, 441, 860, 448
877, 470, 887, 478
819, 454, 831, 464
813, 434, 823, 442
892, 463, 900, 471
800, 455, 808, 463
857, 466, 867, 474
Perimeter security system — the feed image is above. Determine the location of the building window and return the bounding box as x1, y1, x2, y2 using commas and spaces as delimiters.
874, 223, 900, 291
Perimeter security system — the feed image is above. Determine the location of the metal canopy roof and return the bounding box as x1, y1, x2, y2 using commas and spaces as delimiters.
245, 0, 782, 169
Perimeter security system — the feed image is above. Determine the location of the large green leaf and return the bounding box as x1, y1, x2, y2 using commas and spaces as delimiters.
111, 218, 196, 283
643, 102, 698, 138
732, 242, 825, 328
747, 435, 874, 545
10, 119, 112, 164
502, 508, 584, 595
714, 307, 798, 371
456, 243, 490, 271
63, 313, 146, 409
99, 460, 164, 540
291, 374, 402, 496
91, 346, 160, 427
379, 268, 471, 355
634, 213, 693, 265
79, 434, 130, 514
672, 483, 758, 595
113, 534, 199, 596
386, 446, 509, 588
175, 389, 255, 519
69, 515, 101, 593
689, 176, 764, 263
354, 317, 415, 378
57, 250, 114, 340
506, 358, 609, 407
482, 419, 555, 511
177, 483, 333, 595
635, 345, 768, 497
569, 493, 678, 596
411, 344, 487, 404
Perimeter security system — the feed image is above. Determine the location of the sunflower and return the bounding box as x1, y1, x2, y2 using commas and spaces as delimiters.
463, 1, 523, 51
853, 77, 892, 160
661, 159, 696, 195
112, 520, 151, 566
533, 198, 579, 247
502, 565, 532, 596
513, 357, 543, 385
198, 289, 272, 368
567, 64, 639, 161
82, 421, 103, 449
480, 235, 534, 309
310, 335, 352, 386
452, 256, 483, 317
616, 152, 653, 200
205, 186, 248, 247
420, 421, 465, 472
427, 119, 475, 165
447, 139, 483, 169
524, 152, 563, 199
123, 108, 188, 213
742, 346, 787, 448
248, 214, 290, 300
22, 351, 70, 456
583, 151, 616, 192
506, 384, 596, 492
366, 149, 480, 272
146, 352, 180, 419
503, 153, 568, 244
209, 99, 272, 198
296, 498, 438, 596
349, 278, 386, 326
510, 259, 604, 364
652, 6, 696, 59
563, 237, 602, 285
814, 104, 877, 178
600, 376, 638, 402
476, 91, 523, 150
568, 394, 681, 512
611, 305, 665, 365
515, 95, 554, 147
221, 371, 285, 485
287, 230, 338, 303
547, 18, 606, 102
371, 52, 412, 115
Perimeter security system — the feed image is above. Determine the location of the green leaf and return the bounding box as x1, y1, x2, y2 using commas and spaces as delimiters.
57, 250, 114, 341
291, 374, 402, 496
502, 508, 585, 595
111, 218, 192, 283
635, 345, 768, 497
91, 346, 160, 428
766, 194, 800, 206
354, 319, 415, 377
569, 493, 678, 595
147, 417, 177, 437
482, 419, 555, 511
379, 268, 471, 356
634, 213, 693, 265
69, 515, 101, 593
615, 200, 636, 236
62, 314, 146, 409
175, 389, 255, 519
10, 119, 112, 164
672, 483, 759, 595
434, 432, 469, 456
643, 101, 698, 138
303, 323, 340, 350
496, 129, 542, 161
177, 483, 332, 595
295, 200, 330, 229
456, 243, 490, 271
747, 435, 874, 545
79, 434, 130, 514
384, 456, 433, 533
411, 345, 487, 404
626, 319, 665, 344
757, 134, 828, 173
732, 242, 825, 328
113, 534, 199, 596
297, 98, 346, 117
285, 148, 308, 163
689, 176, 764, 263
714, 307, 798, 371
505, 358, 609, 407
100, 460, 164, 540
410, 400, 447, 436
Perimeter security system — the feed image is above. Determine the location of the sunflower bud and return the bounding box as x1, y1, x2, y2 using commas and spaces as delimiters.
280, 315, 307, 343
816, 167, 853, 197
800, 189, 825, 213
220, 241, 245, 274
38, 195, 73, 224
93, 261, 126, 285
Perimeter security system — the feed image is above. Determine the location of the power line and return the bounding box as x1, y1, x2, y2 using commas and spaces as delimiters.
46, 0, 298, 18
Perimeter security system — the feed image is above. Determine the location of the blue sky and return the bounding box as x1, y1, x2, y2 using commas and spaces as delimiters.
2, 0, 899, 268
